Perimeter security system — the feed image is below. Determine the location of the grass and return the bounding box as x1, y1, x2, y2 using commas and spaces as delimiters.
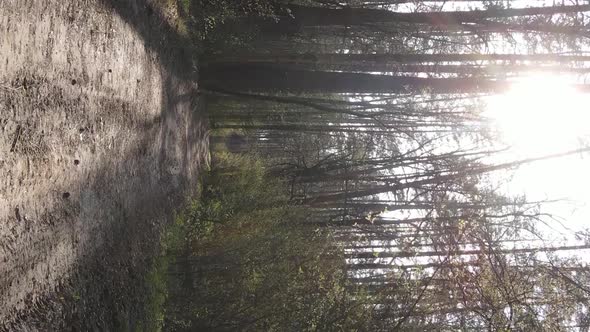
137, 201, 198, 331
138, 130, 281, 330
176, 0, 192, 37
137, 176, 207, 330
139, 254, 169, 332
150, 0, 191, 38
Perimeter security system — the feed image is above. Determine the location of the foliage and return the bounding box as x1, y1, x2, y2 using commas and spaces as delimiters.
139, 254, 169, 332
175, 0, 278, 51
161, 150, 373, 331
137, 214, 187, 332
166, 216, 373, 331
181, 151, 287, 242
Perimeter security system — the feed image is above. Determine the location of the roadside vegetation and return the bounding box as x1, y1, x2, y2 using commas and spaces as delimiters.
144, 130, 369, 331
140, 2, 288, 330
161, 0, 278, 52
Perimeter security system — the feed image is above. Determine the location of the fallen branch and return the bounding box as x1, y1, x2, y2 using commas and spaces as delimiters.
10, 125, 22, 153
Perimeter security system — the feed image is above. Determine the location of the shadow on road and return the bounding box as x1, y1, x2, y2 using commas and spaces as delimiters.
97, 0, 196, 80
0, 0, 209, 330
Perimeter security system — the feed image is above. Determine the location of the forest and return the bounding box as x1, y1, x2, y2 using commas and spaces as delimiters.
2, 0, 590, 331
161, 0, 590, 330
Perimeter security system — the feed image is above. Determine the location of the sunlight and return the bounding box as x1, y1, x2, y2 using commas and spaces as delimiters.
487, 74, 590, 153
486, 74, 590, 234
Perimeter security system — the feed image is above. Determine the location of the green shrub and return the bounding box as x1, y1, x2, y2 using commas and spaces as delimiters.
162, 151, 373, 330
138, 215, 187, 332
175, 0, 278, 52
181, 151, 288, 243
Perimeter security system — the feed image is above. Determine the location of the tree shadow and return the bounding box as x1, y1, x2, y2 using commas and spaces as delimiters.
1, 89, 209, 332
0, 0, 210, 330
96, 0, 197, 81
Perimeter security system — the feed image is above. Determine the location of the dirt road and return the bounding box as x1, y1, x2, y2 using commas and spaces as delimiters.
0, 0, 208, 329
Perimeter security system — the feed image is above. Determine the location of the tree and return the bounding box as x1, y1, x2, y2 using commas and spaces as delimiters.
274, 4, 590, 31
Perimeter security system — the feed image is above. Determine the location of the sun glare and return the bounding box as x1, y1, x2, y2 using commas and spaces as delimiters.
486, 74, 590, 234
487, 74, 590, 153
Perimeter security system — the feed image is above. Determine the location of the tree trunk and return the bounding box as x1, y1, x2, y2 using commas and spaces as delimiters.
346, 243, 590, 259
283, 4, 590, 28
304, 147, 590, 205
206, 53, 590, 67
202, 64, 509, 94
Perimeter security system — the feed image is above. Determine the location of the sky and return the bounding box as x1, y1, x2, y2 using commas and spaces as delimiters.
485, 73, 590, 241
361, 1, 590, 254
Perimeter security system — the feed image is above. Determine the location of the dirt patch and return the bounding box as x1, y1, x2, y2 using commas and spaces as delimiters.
0, 0, 208, 330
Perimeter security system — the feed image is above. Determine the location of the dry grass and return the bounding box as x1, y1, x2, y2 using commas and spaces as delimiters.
151, 0, 190, 37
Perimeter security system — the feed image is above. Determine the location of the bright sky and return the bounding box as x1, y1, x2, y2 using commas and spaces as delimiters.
485, 74, 590, 239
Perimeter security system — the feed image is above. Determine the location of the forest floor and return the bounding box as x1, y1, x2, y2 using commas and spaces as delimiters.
0, 0, 209, 330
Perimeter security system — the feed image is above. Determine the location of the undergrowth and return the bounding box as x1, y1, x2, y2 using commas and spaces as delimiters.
142, 148, 291, 330
181, 150, 288, 245
169, 0, 279, 53
138, 211, 186, 332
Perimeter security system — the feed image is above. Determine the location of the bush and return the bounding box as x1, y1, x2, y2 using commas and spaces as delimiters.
182, 151, 287, 242
161, 150, 373, 331
177, 0, 276, 47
